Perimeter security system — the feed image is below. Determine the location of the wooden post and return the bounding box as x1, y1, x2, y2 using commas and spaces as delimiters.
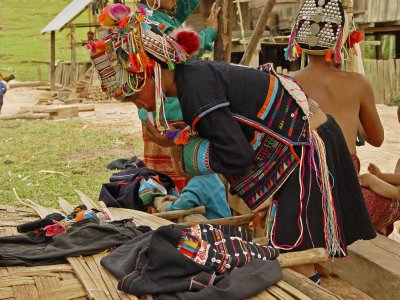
395, 31, 400, 59
70, 24, 77, 90
50, 31, 56, 90
240, 0, 277, 66
213, 0, 234, 62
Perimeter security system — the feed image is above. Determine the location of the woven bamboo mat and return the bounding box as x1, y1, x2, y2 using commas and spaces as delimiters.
0, 199, 316, 300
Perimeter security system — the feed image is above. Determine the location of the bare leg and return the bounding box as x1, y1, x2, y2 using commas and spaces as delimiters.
290, 263, 316, 278
359, 173, 400, 200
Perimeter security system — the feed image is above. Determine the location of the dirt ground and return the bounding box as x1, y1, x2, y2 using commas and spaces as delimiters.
2, 86, 399, 174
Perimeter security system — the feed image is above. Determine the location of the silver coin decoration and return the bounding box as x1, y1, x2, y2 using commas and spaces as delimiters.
308, 36, 318, 47
310, 23, 321, 35
313, 14, 322, 23
318, 0, 325, 6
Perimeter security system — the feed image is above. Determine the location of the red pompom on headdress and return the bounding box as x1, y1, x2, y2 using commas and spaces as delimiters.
170, 28, 200, 58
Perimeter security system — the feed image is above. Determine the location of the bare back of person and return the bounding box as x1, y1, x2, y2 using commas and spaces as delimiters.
291, 55, 384, 155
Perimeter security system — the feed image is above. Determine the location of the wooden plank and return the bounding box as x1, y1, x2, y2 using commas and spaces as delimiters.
108, 207, 173, 228
396, 59, 400, 94
388, 59, 396, 103
267, 284, 296, 299
58, 198, 75, 214
98, 201, 115, 221
376, 60, 385, 104
19, 104, 95, 114
67, 257, 109, 300
323, 234, 400, 300
6, 264, 72, 277
0, 288, 14, 300
228, 194, 251, 215
153, 206, 206, 220
282, 269, 342, 299
278, 248, 328, 268
33, 275, 61, 294
248, 289, 275, 300
39, 280, 87, 300
276, 280, 312, 299
49, 106, 79, 120
13, 284, 38, 300
0, 277, 35, 288
383, 60, 391, 104
75, 189, 100, 210
84, 256, 113, 299
180, 213, 255, 227
93, 254, 139, 300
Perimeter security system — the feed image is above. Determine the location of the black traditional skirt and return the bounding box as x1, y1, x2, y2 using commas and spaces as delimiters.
269, 115, 376, 256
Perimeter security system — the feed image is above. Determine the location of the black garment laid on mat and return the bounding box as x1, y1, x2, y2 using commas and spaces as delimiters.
0, 218, 142, 266
271, 116, 376, 254
99, 167, 177, 210
101, 224, 282, 299
106, 156, 145, 170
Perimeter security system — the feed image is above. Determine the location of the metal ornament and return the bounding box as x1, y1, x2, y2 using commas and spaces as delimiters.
308, 35, 318, 47
310, 23, 321, 35
313, 13, 322, 23
318, 0, 326, 6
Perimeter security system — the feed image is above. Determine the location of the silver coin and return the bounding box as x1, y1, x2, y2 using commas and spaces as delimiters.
308, 35, 318, 47
318, 0, 325, 5
313, 14, 322, 23
310, 23, 321, 35
316, 7, 323, 14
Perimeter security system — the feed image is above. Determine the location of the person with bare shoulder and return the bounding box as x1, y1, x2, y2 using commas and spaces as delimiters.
284, 0, 383, 280
289, 47, 384, 156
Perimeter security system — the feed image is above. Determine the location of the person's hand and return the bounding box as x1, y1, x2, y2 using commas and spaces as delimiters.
153, 195, 178, 212
206, 2, 221, 32
368, 163, 382, 178
170, 146, 192, 179
145, 118, 176, 147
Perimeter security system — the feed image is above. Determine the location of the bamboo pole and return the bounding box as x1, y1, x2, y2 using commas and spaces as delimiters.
240, 0, 277, 66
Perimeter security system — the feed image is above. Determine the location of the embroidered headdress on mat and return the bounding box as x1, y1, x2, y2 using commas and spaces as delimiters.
285, 0, 362, 64
86, 3, 200, 131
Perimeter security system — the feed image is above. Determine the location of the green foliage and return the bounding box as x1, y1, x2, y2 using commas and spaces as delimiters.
389, 93, 400, 106
363, 34, 396, 60
0, 119, 143, 207
0, 0, 91, 81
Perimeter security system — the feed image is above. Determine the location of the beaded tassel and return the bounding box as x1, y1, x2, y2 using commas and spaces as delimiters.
154, 63, 169, 133
311, 131, 346, 257
334, 26, 344, 64
284, 23, 299, 61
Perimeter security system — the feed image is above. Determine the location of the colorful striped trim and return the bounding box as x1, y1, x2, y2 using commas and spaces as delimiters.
182, 137, 214, 176
191, 102, 230, 132
257, 75, 279, 120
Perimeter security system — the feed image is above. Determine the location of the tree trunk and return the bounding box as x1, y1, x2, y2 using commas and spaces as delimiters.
213, 0, 234, 62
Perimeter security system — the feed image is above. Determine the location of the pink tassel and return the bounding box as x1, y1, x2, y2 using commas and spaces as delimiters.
334, 26, 344, 64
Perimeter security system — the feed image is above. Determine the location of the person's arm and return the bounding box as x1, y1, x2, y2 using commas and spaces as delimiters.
192, 3, 220, 58
192, 28, 217, 58
175, 0, 202, 23
180, 108, 255, 176
368, 163, 400, 186
358, 74, 384, 147
166, 188, 202, 212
